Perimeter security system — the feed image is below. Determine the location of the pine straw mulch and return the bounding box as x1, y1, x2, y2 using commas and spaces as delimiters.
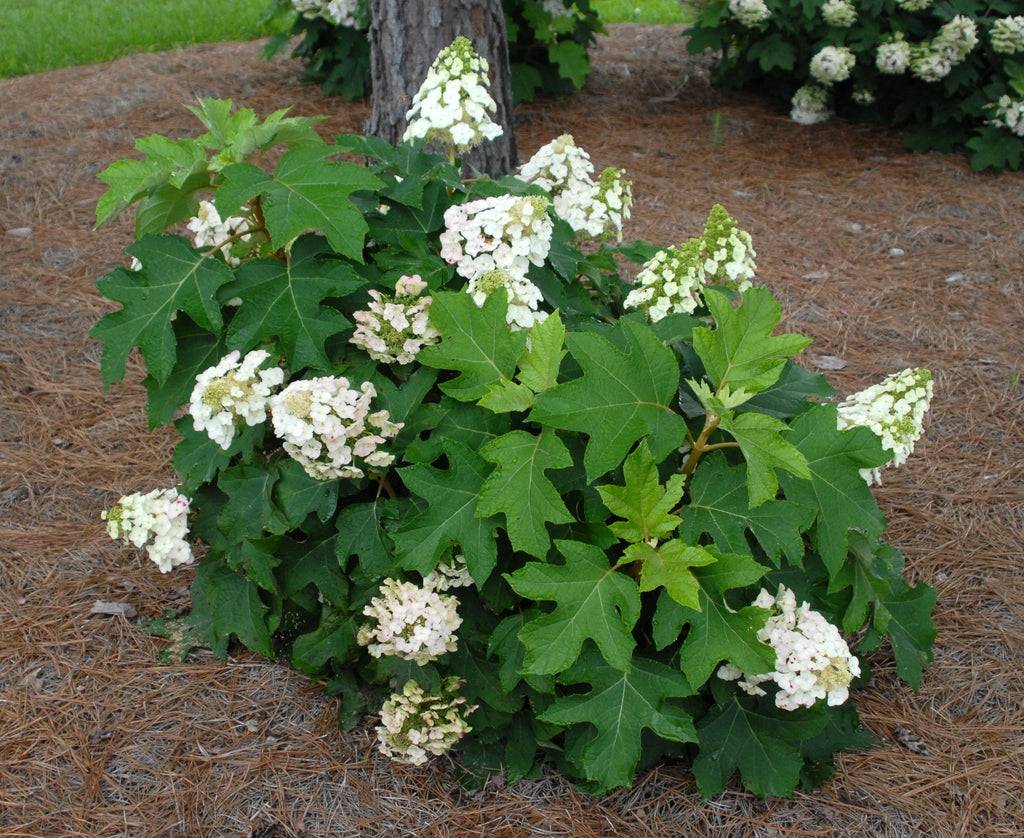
1, 24, 1023, 838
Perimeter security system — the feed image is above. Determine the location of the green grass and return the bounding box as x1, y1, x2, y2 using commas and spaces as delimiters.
0, 0, 685, 79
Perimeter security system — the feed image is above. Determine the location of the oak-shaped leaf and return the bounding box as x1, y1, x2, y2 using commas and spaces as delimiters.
505, 540, 640, 674
216, 463, 290, 543
539, 647, 696, 789
717, 410, 810, 508
530, 319, 687, 481
628, 539, 719, 611
187, 555, 274, 658
477, 430, 574, 558
595, 442, 684, 543
92, 235, 234, 386
222, 235, 364, 373
291, 609, 358, 675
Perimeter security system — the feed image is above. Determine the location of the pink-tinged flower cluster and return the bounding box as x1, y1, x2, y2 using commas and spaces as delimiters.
350, 274, 439, 365
102, 488, 193, 573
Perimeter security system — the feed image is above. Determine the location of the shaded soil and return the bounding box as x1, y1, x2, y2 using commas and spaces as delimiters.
2, 25, 1023, 837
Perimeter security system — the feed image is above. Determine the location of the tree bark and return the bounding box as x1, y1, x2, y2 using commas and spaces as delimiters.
367, 0, 518, 176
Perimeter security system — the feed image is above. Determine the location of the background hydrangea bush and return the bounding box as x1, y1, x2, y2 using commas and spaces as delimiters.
92, 38, 937, 797
685, 0, 1024, 170
265, 0, 603, 103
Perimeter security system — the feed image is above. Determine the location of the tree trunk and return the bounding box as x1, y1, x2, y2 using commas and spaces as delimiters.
367, 0, 518, 177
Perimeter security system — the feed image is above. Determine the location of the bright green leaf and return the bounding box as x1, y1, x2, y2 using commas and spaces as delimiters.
718, 410, 810, 508
629, 539, 719, 611
595, 442, 684, 543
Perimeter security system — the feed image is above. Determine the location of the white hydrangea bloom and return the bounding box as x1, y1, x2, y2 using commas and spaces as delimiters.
624, 241, 705, 323
517, 134, 598, 234
718, 585, 860, 711
699, 203, 756, 293
189, 350, 284, 450
376, 678, 475, 765
350, 274, 440, 365
933, 15, 978, 64
790, 84, 832, 125
583, 167, 633, 241
186, 200, 251, 266
989, 95, 1024, 137
729, 0, 770, 28
821, 0, 856, 28
810, 45, 856, 85
910, 46, 952, 82
357, 578, 462, 664
102, 488, 193, 573
440, 194, 553, 283
540, 0, 574, 18
290, 0, 362, 27
467, 269, 548, 331
991, 16, 1024, 54
424, 553, 474, 591
896, 0, 931, 9
876, 37, 912, 75
269, 377, 402, 480
403, 36, 503, 152
852, 88, 875, 105
836, 367, 933, 484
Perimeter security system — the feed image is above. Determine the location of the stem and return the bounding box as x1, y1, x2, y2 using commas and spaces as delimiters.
701, 441, 740, 452
377, 474, 398, 499
681, 412, 721, 477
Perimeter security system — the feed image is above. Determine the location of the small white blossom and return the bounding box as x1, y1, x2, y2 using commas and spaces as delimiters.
350, 274, 440, 364
269, 377, 402, 480
852, 88, 875, 105
933, 15, 978, 64
517, 134, 598, 235
790, 84, 832, 125
424, 553, 475, 591
376, 678, 475, 765
540, 0, 574, 18
810, 45, 855, 85
896, 0, 931, 9
186, 200, 251, 266
102, 488, 192, 573
357, 578, 462, 664
836, 367, 933, 484
624, 240, 705, 322
403, 36, 503, 152
718, 585, 860, 711
876, 37, 911, 75
468, 268, 548, 331
989, 95, 1024, 137
699, 203, 756, 293
290, 0, 363, 27
189, 350, 284, 450
582, 167, 633, 241
991, 16, 1024, 55
821, 0, 856, 28
729, 0, 770, 28
440, 194, 552, 283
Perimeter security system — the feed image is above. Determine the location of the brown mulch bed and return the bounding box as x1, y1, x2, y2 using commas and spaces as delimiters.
2, 25, 1023, 837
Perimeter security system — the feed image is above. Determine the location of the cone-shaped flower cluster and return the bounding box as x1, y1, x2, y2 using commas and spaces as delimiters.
423, 553, 474, 592
729, 0, 770, 28
624, 204, 755, 322
102, 488, 192, 573
186, 200, 251, 266
876, 37, 911, 75
991, 16, 1024, 54
911, 16, 978, 82
585, 167, 633, 241
837, 368, 933, 484
810, 46, 855, 84
350, 274, 439, 365
821, 0, 856, 27
718, 585, 860, 711
269, 377, 401, 480
989, 95, 1024, 137
376, 677, 475, 765
403, 36, 503, 152
189, 350, 284, 450
790, 84, 832, 124
357, 577, 463, 664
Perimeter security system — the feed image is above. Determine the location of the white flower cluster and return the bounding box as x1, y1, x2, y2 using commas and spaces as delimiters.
852, 88, 876, 105
876, 37, 911, 75
989, 95, 1024, 137
376, 677, 475, 765
810, 45, 856, 85
102, 488, 193, 573
540, 0, 574, 18
189, 350, 284, 450
836, 367, 933, 485
423, 553, 475, 592
269, 377, 401, 480
402, 36, 503, 152
911, 16, 978, 82
718, 585, 860, 711
440, 194, 552, 330
516, 136, 633, 241
290, 0, 362, 27
991, 16, 1024, 55
350, 274, 439, 365
790, 84, 832, 125
896, 0, 931, 9
729, 0, 770, 28
624, 204, 755, 322
357, 577, 462, 664
186, 200, 251, 266
821, 0, 856, 28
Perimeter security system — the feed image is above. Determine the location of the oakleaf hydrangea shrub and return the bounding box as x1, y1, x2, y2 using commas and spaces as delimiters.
686, 0, 1024, 170
92, 39, 937, 798
264, 0, 603, 104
